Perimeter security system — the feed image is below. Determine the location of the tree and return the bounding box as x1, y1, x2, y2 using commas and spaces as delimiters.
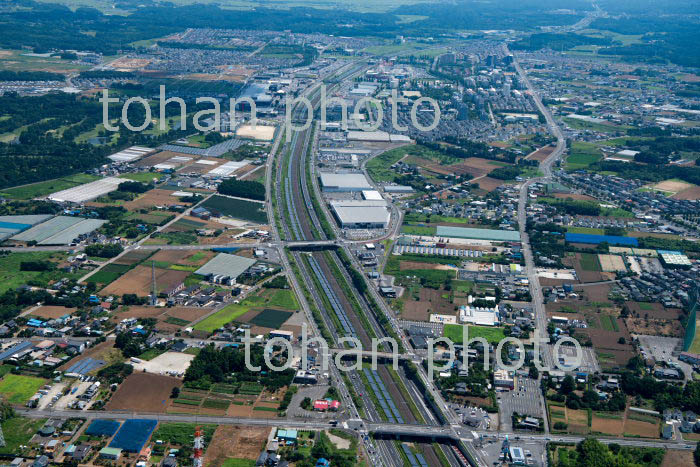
576, 438, 611, 466
561, 375, 575, 394
171, 387, 180, 399
695, 442, 700, 467
528, 365, 539, 379
618, 337, 626, 345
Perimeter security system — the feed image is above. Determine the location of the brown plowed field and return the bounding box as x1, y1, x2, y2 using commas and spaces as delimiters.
203, 425, 271, 467
29, 306, 76, 319
449, 158, 503, 177
123, 189, 189, 210
526, 145, 555, 162
472, 176, 503, 192
114, 248, 155, 266
101, 265, 190, 296
671, 185, 700, 200
106, 372, 180, 413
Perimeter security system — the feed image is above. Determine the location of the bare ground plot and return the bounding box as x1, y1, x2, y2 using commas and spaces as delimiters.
105, 372, 181, 413
149, 249, 215, 267
598, 254, 626, 272
624, 417, 660, 438
29, 306, 76, 319
625, 318, 683, 337
449, 158, 503, 177
471, 176, 503, 192
135, 151, 197, 168
400, 288, 455, 321
626, 302, 682, 320
101, 265, 190, 296
672, 185, 700, 200
661, 449, 694, 467
526, 145, 555, 162
111, 306, 211, 331
591, 413, 624, 436
123, 189, 191, 210
651, 179, 694, 194
572, 253, 608, 283
576, 283, 612, 302
203, 425, 271, 466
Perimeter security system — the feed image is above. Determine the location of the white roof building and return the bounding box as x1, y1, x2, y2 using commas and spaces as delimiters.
319, 173, 373, 192
459, 304, 499, 326
329, 200, 390, 229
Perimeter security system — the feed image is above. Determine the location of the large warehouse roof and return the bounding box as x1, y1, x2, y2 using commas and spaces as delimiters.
436, 226, 521, 242
11, 216, 106, 245
195, 253, 256, 278
564, 232, 638, 246
330, 200, 390, 226
47, 177, 123, 203
319, 173, 372, 191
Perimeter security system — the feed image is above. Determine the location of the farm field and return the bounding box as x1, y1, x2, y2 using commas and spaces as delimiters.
90, 263, 133, 285
203, 425, 271, 466
443, 324, 505, 345
565, 142, 603, 170
28, 305, 76, 320
112, 306, 211, 332
0, 374, 47, 404
0, 251, 84, 294
101, 265, 190, 296
0, 174, 98, 200
200, 195, 267, 224
105, 373, 181, 413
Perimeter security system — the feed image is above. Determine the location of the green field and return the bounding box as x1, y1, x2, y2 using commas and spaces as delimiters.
193, 303, 250, 332
566, 142, 603, 170
0, 174, 99, 200
222, 459, 255, 467
401, 225, 437, 236
443, 324, 505, 345
201, 195, 267, 223
266, 289, 298, 309
579, 253, 602, 272
0, 374, 47, 404
0, 252, 84, 294
90, 263, 132, 285
151, 423, 217, 446
599, 314, 620, 332
0, 417, 47, 454
118, 172, 164, 183
567, 226, 605, 235
249, 309, 293, 329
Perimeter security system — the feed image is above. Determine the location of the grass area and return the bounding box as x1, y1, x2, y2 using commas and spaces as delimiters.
401, 225, 436, 236
138, 347, 167, 361
566, 141, 603, 170
567, 226, 605, 235
91, 263, 132, 285
118, 172, 164, 183
0, 417, 47, 454
443, 324, 505, 345
563, 117, 629, 135
200, 195, 267, 223
0, 173, 99, 200
267, 289, 299, 309
0, 252, 84, 294
151, 423, 217, 446
0, 374, 47, 404
579, 253, 602, 272
222, 459, 255, 467
599, 314, 620, 332
193, 303, 250, 332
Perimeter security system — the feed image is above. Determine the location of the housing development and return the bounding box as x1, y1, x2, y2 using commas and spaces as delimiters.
0, 1, 699, 467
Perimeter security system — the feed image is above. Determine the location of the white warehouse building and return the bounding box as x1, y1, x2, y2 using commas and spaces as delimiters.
319, 173, 372, 192
330, 200, 390, 229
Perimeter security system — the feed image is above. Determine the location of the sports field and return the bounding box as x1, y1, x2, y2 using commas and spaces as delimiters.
0, 374, 47, 404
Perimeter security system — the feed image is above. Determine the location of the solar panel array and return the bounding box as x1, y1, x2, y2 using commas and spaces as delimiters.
85, 419, 121, 437
363, 367, 403, 424
109, 419, 158, 452
401, 444, 429, 467
65, 357, 106, 375
307, 256, 356, 339
395, 245, 483, 258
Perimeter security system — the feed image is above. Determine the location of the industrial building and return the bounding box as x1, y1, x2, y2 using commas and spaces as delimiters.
458, 304, 499, 326
361, 190, 383, 201
494, 369, 514, 389
329, 200, 390, 229
194, 253, 257, 281
436, 226, 521, 242
319, 173, 372, 192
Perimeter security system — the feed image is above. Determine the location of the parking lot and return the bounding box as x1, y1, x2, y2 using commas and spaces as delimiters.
497, 376, 543, 432
475, 434, 545, 466
636, 334, 692, 380
131, 351, 195, 376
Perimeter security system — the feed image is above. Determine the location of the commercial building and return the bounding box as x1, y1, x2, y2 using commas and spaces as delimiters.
329, 200, 390, 229
436, 226, 521, 242
658, 250, 692, 268
319, 173, 373, 192
361, 190, 383, 201
99, 448, 122, 460
458, 305, 499, 326
494, 369, 514, 389
195, 253, 257, 281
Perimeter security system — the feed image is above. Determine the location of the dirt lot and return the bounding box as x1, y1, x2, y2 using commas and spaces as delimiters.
598, 254, 626, 272
672, 185, 700, 200
472, 176, 503, 192
135, 151, 196, 168
625, 318, 683, 337
449, 158, 503, 177
526, 145, 555, 162
149, 249, 215, 266
101, 265, 190, 296
400, 287, 455, 321
105, 372, 180, 413
591, 413, 624, 436
626, 302, 682, 320
652, 179, 694, 194
203, 425, 271, 466
123, 189, 189, 210
624, 417, 659, 438
576, 283, 612, 302
29, 306, 76, 319
661, 449, 694, 467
